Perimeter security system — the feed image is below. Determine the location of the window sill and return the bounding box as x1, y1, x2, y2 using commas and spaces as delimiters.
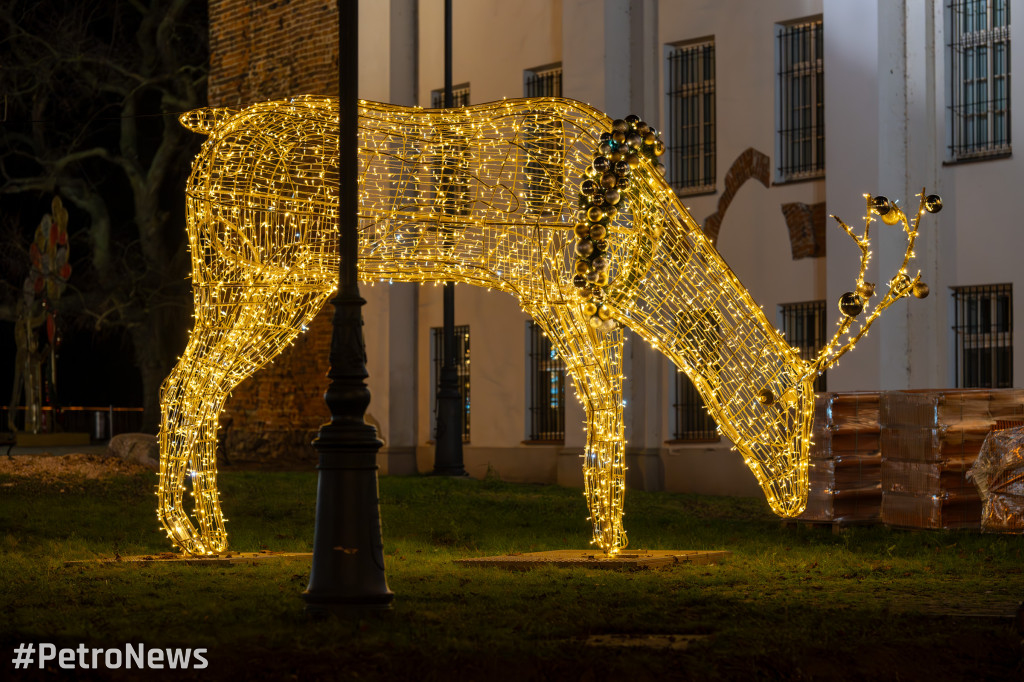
522, 439, 565, 446
772, 171, 825, 187
944, 148, 1012, 165
666, 437, 721, 445
673, 185, 717, 199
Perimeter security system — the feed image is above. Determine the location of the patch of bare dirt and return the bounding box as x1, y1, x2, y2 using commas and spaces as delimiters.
0, 453, 152, 482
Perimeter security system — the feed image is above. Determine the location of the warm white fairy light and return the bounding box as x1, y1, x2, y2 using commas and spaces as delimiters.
160, 94, 937, 556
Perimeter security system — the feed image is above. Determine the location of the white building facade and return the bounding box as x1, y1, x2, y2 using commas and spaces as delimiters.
351, 0, 1019, 497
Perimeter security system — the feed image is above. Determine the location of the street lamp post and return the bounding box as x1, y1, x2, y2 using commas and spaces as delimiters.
433, 0, 468, 477
303, 0, 393, 615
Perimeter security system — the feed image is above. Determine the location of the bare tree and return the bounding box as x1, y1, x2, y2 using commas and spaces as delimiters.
0, 0, 208, 430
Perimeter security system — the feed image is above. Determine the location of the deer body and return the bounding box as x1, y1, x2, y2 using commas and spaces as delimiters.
163, 96, 924, 555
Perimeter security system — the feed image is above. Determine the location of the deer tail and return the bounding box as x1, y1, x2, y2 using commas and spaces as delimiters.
179, 107, 239, 135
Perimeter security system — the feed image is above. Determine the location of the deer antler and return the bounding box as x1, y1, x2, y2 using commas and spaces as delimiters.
806, 188, 942, 380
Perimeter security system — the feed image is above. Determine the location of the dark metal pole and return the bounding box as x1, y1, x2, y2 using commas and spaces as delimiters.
303, 0, 393, 615
433, 0, 467, 476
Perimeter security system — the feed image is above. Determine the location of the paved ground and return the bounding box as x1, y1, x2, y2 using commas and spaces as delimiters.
4, 444, 110, 457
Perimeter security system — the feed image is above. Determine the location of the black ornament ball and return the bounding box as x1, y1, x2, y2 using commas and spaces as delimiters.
600, 132, 612, 142
612, 118, 629, 134
593, 156, 610, 173
604, 188, 621, 205
589, 224, 607, 241
869, 195, 891, 215
626, 132, 643, 148
573, 274, 587, 288
575, 238, 595, 258
624, 114, 640, 126
593, 239, 608, 252
601, 171, 618, 189
839, 292, 864, 317
757, 389, 775, 406
581, 179, 597, 196
924, 194, 943, 213
613, 160, 630, 176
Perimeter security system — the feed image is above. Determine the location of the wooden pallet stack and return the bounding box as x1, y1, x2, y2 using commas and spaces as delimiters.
798, 392, 883, 527
880, 389, 1024, 529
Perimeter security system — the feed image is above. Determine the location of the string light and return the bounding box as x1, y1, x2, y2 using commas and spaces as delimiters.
160, 94, 938, 556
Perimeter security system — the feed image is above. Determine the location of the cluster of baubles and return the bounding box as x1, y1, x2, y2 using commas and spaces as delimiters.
838, 193, 942, 318
574, 114, 665, 332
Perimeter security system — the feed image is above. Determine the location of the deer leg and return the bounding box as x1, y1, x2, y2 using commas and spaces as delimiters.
158, 281, 333, 554
525, 304, 627, 554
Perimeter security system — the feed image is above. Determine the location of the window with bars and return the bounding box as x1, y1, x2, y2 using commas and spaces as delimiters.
521, 65, 564, 217
779, 300, 827, 391
953, 284, 1013, 388
430, 83, 471, 108
672, 373, 719, 442
665, 39, 716, 193
776, 18, 824, 181
672, 307, 721, 442
526, 321, 566, 441
428, 84, 472, 222
524, 64, 562, 97
949, 0, 1011, 160
431, 325, 471, 442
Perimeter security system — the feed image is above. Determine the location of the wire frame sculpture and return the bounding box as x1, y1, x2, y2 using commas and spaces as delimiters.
163, 95, 938, 555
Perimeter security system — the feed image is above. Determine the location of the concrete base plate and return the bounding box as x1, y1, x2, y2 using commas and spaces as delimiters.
456, 549, 730, 570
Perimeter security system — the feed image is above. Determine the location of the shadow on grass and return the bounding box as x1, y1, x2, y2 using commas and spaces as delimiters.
2, 471, 1023, 680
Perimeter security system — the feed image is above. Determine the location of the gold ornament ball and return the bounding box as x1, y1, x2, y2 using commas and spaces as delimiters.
596, 271, 609, 286
912, 282, 930, 299
583, 301, 599, 317
597, 304, 612, 320
590, 224, 607, 241
856, 281, 876, 299
756, 388, 775, 406
588, 314, 603, 329
574, 223, 590, 239
881, 207, 902, 225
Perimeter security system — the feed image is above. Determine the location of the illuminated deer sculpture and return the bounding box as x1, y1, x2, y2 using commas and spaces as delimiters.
160, 95, 939, 555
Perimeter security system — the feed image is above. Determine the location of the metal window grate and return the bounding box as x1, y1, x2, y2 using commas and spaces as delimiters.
431, 325, 471, 442
526, 321, 566, 441
431, 83, 471, 108
949, 0, 1011, 160
666, 40, 716, 193
953, 284, 1013, 388
779, 300, 827, 392
777, 19, 824, 180
524, 64, 562, 98
672, 372, 719, 442
521, 66, 565, 217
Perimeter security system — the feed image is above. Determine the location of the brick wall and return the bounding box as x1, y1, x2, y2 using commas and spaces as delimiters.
208, 0, 340, 463
208, 0, 339, 107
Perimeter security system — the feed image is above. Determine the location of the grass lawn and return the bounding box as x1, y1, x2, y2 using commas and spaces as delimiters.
2, 468, 1023, 680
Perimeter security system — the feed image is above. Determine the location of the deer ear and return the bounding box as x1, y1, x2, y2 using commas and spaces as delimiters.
179, 107, 239, 135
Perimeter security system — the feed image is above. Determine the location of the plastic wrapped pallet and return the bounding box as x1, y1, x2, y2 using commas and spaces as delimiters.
880, 389, 1024, 530
799, 393, 882, 525
969, 426, 1024, 533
